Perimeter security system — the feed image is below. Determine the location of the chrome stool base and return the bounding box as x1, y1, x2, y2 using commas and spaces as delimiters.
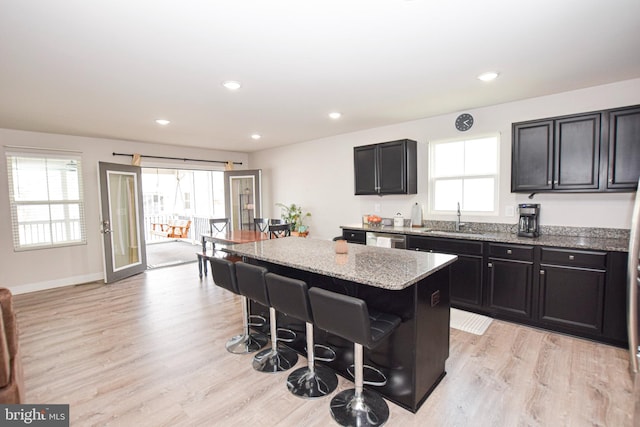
225, 333, 268, 354
330, 388, 389, 427
252, 346, 298, 373
286, 365, 338, 398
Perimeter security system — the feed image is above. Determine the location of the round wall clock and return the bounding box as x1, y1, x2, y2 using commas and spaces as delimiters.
455, 113, 474, 131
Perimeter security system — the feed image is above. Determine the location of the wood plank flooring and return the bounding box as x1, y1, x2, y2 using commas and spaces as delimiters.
12, 263, 639, 426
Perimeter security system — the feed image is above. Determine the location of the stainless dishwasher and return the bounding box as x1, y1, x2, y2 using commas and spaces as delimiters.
365, 231, 407, 249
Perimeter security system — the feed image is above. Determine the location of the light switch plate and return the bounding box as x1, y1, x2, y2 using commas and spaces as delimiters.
374, 203, 381, 213
505, 205, 515, 217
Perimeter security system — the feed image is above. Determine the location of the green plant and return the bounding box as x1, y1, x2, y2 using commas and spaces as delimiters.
276, 203, 311, 232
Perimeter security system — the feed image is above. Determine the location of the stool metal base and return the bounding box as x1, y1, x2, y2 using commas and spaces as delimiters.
330, 389, 389, 427
287, 365, 338, 399
225, 332, 268, 354
252, 346, 298, 373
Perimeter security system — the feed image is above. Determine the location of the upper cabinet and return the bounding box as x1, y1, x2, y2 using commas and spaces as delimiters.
354, 139, 417, 195
607, 106, 640, 190
512, 105, 640, 194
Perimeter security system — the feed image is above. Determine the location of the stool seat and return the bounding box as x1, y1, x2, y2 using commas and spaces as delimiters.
265, 273, 338, 399
209, 257, 267, 354
309, 287, 400, 427
236, 262, 298, 373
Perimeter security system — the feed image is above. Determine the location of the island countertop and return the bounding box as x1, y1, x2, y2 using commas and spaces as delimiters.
222, 237, 457, 290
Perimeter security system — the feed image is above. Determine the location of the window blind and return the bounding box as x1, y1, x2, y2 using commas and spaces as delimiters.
5, 149, 87, 251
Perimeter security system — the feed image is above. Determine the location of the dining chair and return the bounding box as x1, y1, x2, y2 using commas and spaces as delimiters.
209, 218, 230, 233
268, 223, 291, 239
254, 218, 269, 233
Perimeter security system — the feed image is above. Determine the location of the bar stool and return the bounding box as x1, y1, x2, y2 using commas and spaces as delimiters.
209, 257, 267, 354
308, 287, 401, 427
265, 273, 338, 398
235, 262, 298, 373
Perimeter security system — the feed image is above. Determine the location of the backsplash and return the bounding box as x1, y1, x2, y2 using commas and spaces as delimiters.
421, 220, 630, 240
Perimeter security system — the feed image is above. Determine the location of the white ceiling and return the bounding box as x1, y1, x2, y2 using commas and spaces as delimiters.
1, 0, 639, 152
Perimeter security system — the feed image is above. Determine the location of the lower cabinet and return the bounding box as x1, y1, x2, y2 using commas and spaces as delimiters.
356, 230, 626, 347
486, 243, 535, 320
538, 247, 606, 335
407, 235, 484, 311
487, 258, 534, 320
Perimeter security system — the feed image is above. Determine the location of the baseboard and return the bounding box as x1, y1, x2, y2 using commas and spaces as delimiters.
8, 273, 104, 295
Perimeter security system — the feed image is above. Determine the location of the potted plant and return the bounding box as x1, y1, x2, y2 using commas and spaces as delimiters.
276, 203, 311, 236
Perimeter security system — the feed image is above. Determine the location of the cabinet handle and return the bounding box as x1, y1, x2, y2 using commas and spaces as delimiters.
547, 180, 551, 185
568, 255, 575, 260
488, 262, 493, 268
553, 180, 558, 185
609, 178, 613, 184
506, 249, 512, 255
540, 270, 545, 275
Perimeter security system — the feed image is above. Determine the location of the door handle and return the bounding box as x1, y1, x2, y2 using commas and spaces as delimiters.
101, 220, 112, 234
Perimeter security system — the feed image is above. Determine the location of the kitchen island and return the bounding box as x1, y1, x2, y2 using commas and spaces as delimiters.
222, 237, 457, 413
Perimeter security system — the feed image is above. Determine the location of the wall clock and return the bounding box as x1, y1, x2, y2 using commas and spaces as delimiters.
455, 113, 474, 132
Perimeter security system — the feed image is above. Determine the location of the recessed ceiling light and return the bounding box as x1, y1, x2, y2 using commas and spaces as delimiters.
251, 134, 261, 140
329, 112, 342, 119
155, 119, 170, 125
477, 72, 499, 82
222, 80, 242, 90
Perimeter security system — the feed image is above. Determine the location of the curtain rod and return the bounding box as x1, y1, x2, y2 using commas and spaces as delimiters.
112, 152, 242, 165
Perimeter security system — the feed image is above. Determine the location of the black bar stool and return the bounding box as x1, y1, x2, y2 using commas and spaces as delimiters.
209, 257, 267, 354
235, 262, 298, 373
308, 287, 401, 427
265, 273, 338, 398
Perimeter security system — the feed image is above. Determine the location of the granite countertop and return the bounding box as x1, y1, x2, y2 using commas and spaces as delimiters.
222, 237, 457, 290
341, 224, 630, 252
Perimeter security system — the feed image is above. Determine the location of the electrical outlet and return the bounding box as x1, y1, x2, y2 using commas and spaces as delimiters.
374, 203, 381, 213
505, 205, 515, 217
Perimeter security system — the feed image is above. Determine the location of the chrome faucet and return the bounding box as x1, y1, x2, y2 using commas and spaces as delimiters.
456, 202, 465, 231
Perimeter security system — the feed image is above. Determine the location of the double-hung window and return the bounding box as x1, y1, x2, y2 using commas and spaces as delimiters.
6, 150, 87, 251
428, 135, 499, 214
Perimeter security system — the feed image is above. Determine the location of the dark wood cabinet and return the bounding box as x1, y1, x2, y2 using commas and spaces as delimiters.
538, 248, 606, 334
342, 229, 366, 245
487, 244, 534, 320
407, 236, 484, 310
512, 113, 601, 192
607, 106, 640, 190
512, 104, 639, 194
354, 139, 417, 195
554, 113, 601, 190
512, 120, 553, 191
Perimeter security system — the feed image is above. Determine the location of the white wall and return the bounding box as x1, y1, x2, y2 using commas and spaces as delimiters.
1, 78, 638, 293
250, 78, 640, 240
0, 129, 248, 293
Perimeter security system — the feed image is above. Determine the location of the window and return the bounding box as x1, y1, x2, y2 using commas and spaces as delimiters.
428, 135, 499, 214
6, 150, 87, 250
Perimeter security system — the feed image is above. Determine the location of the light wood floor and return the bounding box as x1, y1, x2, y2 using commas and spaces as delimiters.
12, 263, 639, 426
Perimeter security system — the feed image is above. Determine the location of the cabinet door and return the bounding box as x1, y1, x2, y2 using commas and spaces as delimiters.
554, 113, 601, 190
538, 265, 605, 333
512, 120, 554, 192
378, 140, 407, 194
354, 145, 378, 195
450, 255, 484, 309
607, 106, 640, 190
487, 258, 533, 319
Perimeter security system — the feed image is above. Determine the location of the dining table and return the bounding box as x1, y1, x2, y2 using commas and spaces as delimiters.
201, 229, 270, 252
197, 230, 270, 278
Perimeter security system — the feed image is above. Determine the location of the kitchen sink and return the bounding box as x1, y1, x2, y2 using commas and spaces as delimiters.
423, 230, 484, 238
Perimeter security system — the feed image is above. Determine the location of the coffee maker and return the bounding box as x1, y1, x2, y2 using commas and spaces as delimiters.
518, 204, 540, 237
